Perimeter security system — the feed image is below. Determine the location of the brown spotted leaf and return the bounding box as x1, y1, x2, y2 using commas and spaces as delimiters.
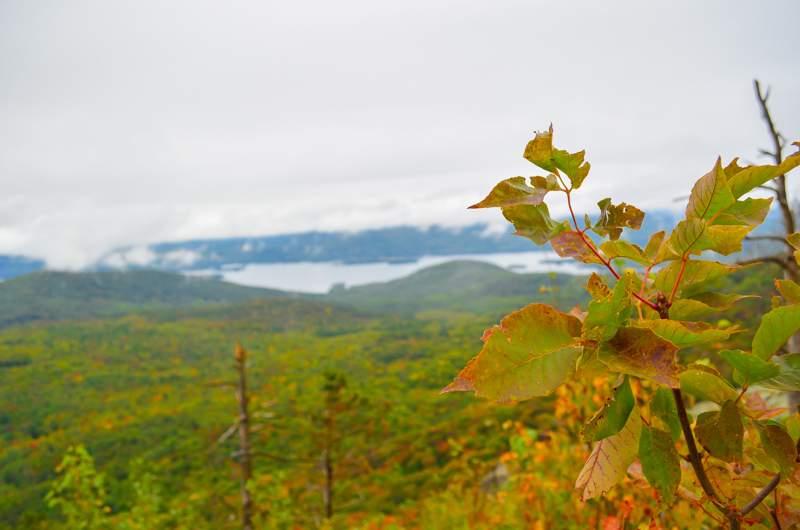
754, 420, 798, 478
576, 410, 642, 501
440, 304, 582, 402
523, 125, 557, 173
549, 231, 605, 264
591, 199, 645, 241
694, 400, 744, 463
583, 375, 635, 442
598, 327, 680, 388
502, 203, 571, 246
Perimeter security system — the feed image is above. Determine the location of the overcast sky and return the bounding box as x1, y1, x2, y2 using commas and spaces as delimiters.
1, 1, 798, 269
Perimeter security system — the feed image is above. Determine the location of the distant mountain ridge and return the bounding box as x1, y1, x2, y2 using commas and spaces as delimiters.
94, 211, 685, 272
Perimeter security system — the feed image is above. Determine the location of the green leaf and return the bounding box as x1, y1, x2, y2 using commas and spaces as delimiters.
668, 292, 755, 320
727, 153, 800, 199
650, 386, 682, 442
582, 273, 635, 341
591, 199, 645, 241
551, 149, 590, 189
715, 197, 773, 227
575, 344, 610, 380
584, 272, 612, 301
523, 125, 557, 173
755, 354, 800, 392
789, 233, 800, 266
575, 410, 642, 501
685, 157, 735, 220
754, 420, 798, 478
469, 175, 558, 209
549, 231, 605, 264
678, 369, 739, 405
705, 224, 755, 256
599, 240, 650, 266
644, 231, 666, 259
694, 400, 744, 463
639, 425, 681, 509
776, 280, 800, 305
502, 203, 571, 246
583, 375, 635, 442
665, 219, 714, 256
654, 260, 752, 299
752, 304, 800, 361
440, 304, 582, 402
720, 350, 781, 386
598, 327, 680, 388
636, 320, 737, 349
722, 157, 746, 180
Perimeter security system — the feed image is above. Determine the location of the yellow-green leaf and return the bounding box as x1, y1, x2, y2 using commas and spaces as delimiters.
523, 125, 556, 173
752, 304, 800, 361
685, 157, 735, 220
665, 219, 714, 256
679, 369, 739, 404
551, 149, 590, 190
637, 320, 737, 349
599, 240, 650, 266
756, 354, 800, 392
583, 273, 635, 342
654, 260, 752, 299
502, 203, 571, 246
591, 199, 645, 241
469, 175, 558, 209
727, 153, 800, 199
776, 279, 800, 305
720, 350, 781, 386
440, 304, 582, 402
715, 197, 773, 227
575, 410, 642, 501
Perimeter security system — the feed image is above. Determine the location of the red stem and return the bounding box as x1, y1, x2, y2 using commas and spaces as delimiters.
668, 257, 688, 305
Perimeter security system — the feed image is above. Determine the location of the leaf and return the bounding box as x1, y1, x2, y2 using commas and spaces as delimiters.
636, 320, 737, 349
650, 386, 682, 442
583, 273, 635, 342
727, 153, 800, 199
776, 279, 800, 305
654, 260, 752, 299
575, 410, 642, 501
583, 375, 635, 442
644, 231, 666, 259
551, 149, 591, 189
599, 240, 651, 266
720, 350, 781, 386
440, 304, 582, 402
756, 354, 800, 392
715, 197, 773, 227
705, 224, 755, 256
678, 369, 739, 405
685, 157, 735, 220
469, 175, 559, 209
705, 463, 735, 501
665, 219, 714, 256
575, 344, 610, 380
584, 272, 612, 301
639, 425, 681, 509
523, 125, 557, 173
550, 231, 606, 264
591, 199, 645, 241
668, 292, 755, 320
754, 420, 798, 478
694, 400, 744, 463
502, 203, 571, 246
752, 304, 800, 361
598, 327, 680, 388
723, 157, 746, 180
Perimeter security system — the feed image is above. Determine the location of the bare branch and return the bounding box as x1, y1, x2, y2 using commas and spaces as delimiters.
741, 473, 781, 515
757, 184, 779, 193
745, 235, 794, 248
737, 256, 789, 270
754, 79, 783, 165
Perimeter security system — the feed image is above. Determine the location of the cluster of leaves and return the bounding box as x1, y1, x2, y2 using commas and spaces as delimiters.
443, 126, 800, 527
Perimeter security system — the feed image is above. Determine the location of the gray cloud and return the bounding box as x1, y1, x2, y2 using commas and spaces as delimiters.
1, 0, 798, 268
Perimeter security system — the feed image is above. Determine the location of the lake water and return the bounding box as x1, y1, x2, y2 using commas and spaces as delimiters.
187, 251, 598, 294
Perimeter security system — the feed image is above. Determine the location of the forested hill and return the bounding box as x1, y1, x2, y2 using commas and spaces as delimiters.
0, 262, 593, 329
0, 269, 298, 329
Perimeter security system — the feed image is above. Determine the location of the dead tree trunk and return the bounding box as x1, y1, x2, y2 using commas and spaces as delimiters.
235, 342, 254, 530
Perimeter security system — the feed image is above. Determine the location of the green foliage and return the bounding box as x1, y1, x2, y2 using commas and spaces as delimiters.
45, 445, 110, 529
443, 125, 800, 526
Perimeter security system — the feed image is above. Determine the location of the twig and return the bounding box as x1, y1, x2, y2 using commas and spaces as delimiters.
741, 473, 781, 516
